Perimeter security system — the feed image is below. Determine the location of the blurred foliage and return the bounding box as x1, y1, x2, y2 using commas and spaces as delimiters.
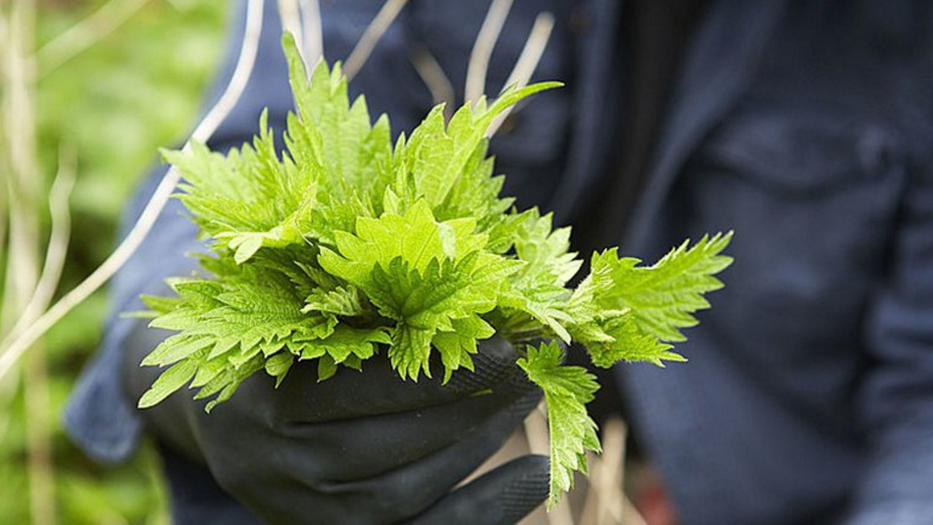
0, 0, 228, 523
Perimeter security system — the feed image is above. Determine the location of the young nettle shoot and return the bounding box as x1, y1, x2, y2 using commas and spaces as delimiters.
137, 33, 732, 508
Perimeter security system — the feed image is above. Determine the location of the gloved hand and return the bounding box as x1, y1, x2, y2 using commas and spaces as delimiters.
122, 319, 549, 525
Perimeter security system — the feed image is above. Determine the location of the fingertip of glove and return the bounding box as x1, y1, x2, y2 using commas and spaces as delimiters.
500, 455, 550, 523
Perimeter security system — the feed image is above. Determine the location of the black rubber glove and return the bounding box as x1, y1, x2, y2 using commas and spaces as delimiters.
122, 320, 549, 525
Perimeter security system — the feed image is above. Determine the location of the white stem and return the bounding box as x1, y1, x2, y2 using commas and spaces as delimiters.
501, 12, 554, 92
342, 0, 409, 81
301, 0, 323, 69
33, 0, 150, 78
464, 0, 514, 105
486, 12, 554, 137
5, 147, 75, 343
0, 0, 266, 386
3, 0, 40, 330
277, 0, 305, 60
409, 45, 455, 120
581, 418, 644, 525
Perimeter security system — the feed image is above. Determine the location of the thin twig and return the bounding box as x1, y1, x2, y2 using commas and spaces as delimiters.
343, 0, 409, 81
581, 418, 641, 525
486, 12, 554, 137
1, 178, 39, 315
409, 44, 455, 120
0, 143, 68, 523
0, 9, 8, 263
5, 147, 75, 343
0, 0, 20, 452
0, 0, 267, 386
1, 146, 71, 524
277, 0, 305, 60
0, 368, 19, 446
3, 1, 57, 523
301, 0, 323, 69
524, 400, 550, 455
501, 12, 555, 93
33, 0, 150, 78
464, 0, 514, 105
2, 0, 41, 330
25, 347, 55, 525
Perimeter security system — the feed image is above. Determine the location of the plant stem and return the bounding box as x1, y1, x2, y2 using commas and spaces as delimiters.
409, 44, 455, 121
486, 12, 554, 137
2, 0, 57, 523
342, 0, 409, 81
0, 0, 267, 386
33, 0, 150, 78
465, 0, 514, 105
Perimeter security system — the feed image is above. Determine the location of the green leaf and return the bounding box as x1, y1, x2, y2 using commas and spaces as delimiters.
166, 110, 316, 263
292, 325, 390, 365
319, 200, 453, 287
517, 342, 600, 509
302, 285, 366, 317
317, 354, 338, 382
498, 210, 581, 342
264, 352, 294, 387
432, 315, 495, 383
568, 233, 732, 368
138, 359, 198, 409
404, 82, 560, 217
589, 233, 733, 343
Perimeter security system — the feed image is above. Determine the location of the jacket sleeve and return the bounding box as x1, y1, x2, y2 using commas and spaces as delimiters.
844, 126, 933, 523
63, 0, 292, 463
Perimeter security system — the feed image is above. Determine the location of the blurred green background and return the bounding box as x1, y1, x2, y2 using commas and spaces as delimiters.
1, 1, 229, 523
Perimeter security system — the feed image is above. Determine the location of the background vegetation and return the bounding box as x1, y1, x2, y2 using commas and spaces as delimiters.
1, 1, 228, 523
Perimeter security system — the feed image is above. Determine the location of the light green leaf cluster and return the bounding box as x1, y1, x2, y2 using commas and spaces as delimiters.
138, 32, 733, 506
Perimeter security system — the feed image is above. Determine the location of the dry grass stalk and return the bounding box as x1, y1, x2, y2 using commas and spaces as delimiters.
581, 418, 647, 525
2, 0, 58, 522
33, 0, 151, 78
0, 0, 266, 385
300, 0, 323, 68
486, 11, 554, 137
343, 0, 410, 81
465, 0, 514, 105
409, 44, 455, 120
277, 0, 306, 61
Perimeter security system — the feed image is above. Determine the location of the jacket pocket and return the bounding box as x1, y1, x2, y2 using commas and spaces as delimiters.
696, 110, 896, 196
681, 109, 905, 403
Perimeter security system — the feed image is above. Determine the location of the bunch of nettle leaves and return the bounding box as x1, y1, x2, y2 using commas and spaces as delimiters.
137, 34, 732, 507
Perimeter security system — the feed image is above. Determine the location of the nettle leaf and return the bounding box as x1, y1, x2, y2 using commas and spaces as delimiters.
283, 33, 394, 246
302, 285, 366, 317
291, 325, 391, 369
570, 233, 734, 368
318, 200, 454, 287
367, 253, 520, 380
167, 111, 316, 263
592, 233, 733, 341
137, 358, 199, 409
499, 209, 581, 342
433, 315, 496, 383
518, 342, 600, 509
140, 32, 733, 509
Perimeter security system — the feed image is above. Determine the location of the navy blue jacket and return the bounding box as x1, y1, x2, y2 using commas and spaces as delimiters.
66, 1, 933, 523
